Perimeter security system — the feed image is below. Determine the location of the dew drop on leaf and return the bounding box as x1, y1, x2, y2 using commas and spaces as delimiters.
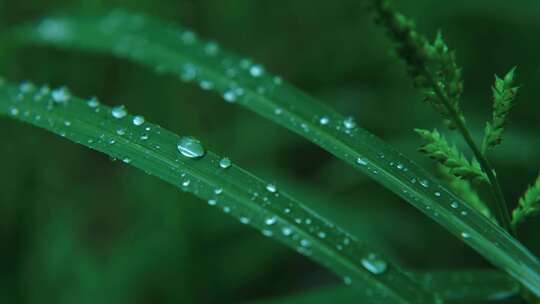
361, 253, 387, 274
249, 64, 264, 77
219, 157, 232, 169
319, 116, 330, 125
265, 216, 277, 226
51, 87, 71, 103
451, 201, 459, 209
132, 115, 145, 126
266, 183, 277, 193
461, 232, 470, 239
87, 97, 99, 108
281, 227, 293, 236
343, 116, 356, 129
177, 136, 205, 158
208, 199, 217, 206
111, 105, 127, 119
356, 157, 368, 166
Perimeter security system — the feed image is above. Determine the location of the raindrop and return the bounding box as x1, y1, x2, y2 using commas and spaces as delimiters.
51, 87, 71, 103
266, 183, 277, 193
262, 230, 273, 237
9, 107, 19, 116
249, 64, 264, 77
223, 90, 237, 103
111, 105, 127, 119
132, 115, 145, 126
300, 239, 311, 247
208, 199, 217, 206
451, 201, 459, 209
461, 232, 470, 239
214, 188, 223, 195
434, 191, 441, 197
419, 179, 429, 188
219, 157, 232, 169
317, 232, 326, 239
204, 42, 219, 56
182, 179, 191, 187
199, 80, 214, 90
265, 216, 277, 226
87, 97, 99, 108
177, 136, 205, 158
239, 217, 250, 224
19, 81, 35, 93
274, 108, 283, 115
64, 121, 71, 127
356, 157, 368, 166
319, 116, 330, 125
122, 158, 131, 164
116, 128, 126, 136
343, 277, 352, 285
361, 253, 387, 274
343, 116, 356, 129
281, 227, 293, 236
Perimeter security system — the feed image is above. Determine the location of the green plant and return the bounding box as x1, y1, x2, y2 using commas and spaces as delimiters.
1, 1, 540, 303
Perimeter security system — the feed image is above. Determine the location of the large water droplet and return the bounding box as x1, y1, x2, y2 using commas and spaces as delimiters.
177, 136, 205, 158
361, 253, 387, 274
132, 115, 145, 126
281, 227, 293, 236
87, 97, 99, 108
461, 232, 470, 239
111, 105, 127, 119
450, 201, 459, 209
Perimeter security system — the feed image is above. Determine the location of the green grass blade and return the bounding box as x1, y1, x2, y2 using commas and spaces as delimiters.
5, 11, 540, 296
0, 79, 437, 304
248, 270, 519, 304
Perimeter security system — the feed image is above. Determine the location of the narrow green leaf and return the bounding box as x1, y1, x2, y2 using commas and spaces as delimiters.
6, 11, 540, 296
0, 79, 436, 303
512, 172, 540, 228
248, 270, 519, 304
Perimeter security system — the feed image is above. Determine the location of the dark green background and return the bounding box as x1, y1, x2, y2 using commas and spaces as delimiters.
1, 0, 539, 303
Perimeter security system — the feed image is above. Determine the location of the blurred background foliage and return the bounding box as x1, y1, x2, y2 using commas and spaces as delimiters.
1, 0, 539, 303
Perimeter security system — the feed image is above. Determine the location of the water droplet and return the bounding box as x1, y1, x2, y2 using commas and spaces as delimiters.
182, 179, 191, 187
204, 42, 219, 56
214, 188, 223, 195
111, 105, 127, 119
87, 97, 99, 108
265, 216, 277, 226
51, 87, 70, 103
451, 201, 459, 209
239, 217, 250, 224
356, 157, 368, 166
461, 210, 468, 216
262, 230, 273, 237
19, 81, 35, 93
317, 232, 326, 239
9, 107, 19, 116
208, 199, 217, 206
461, 232, 470, 239
64, 121, 71, 127
419, 179, 429, 188
343, 116, 356, 129
343, 277, 352, 285
274, 108, 283, 115
361, 253, 387, 274
434, 191, 441, 197
116, 128, 126, 136
223, 206, 231, 213
281, 227, 293, 236
219, 157, 232, 169
132, 115, 145, 126
319, 116, 330, 125
177, 136, 205, 158
199, 80, 214, 90
396, 163, 404, 170
300, 239, 311, 247
266, 183, 277, 193
140, 134, 149, 140
123, 158, 131, 164
249, 64, 264, 77
223, 90, 237, 103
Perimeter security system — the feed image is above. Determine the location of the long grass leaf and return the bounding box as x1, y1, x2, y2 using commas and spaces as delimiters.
5, 11, 540, 295
248, 270, 519, 304
0, 79, 437, 303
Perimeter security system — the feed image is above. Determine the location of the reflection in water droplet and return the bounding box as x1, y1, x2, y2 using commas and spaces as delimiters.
356, 157, 368, 166
177, 136, 205, 158
451, 201, 459, 209
319, 116, 330, 125
461, 232, 470, 239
